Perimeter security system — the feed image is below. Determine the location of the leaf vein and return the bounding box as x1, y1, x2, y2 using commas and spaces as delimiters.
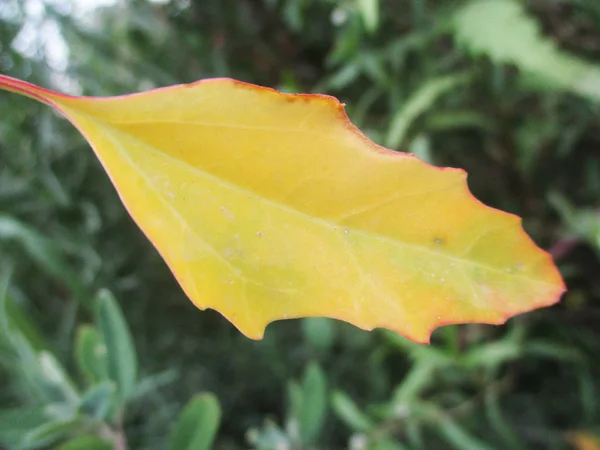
91, 116, 556, 290
334, 181, 460, 223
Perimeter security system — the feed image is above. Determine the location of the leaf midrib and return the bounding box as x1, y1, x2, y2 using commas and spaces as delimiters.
73, 108, 556, 289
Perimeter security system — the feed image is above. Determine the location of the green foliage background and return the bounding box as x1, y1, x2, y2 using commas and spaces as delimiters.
1, 0, 599, 449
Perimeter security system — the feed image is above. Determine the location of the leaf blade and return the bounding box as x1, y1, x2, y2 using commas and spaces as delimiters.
0, 75, 565, 343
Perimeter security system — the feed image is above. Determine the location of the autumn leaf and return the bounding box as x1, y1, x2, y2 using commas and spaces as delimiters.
0, 74, 565, 343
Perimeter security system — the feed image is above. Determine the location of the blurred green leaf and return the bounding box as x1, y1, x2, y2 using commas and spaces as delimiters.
2, 290, 49, 353
75, 325, 109, 385
133, 369, 179, 399
168, 393, 221, 450
549, 192, 600, 255
22, 418, 82, 450
524, 340, 585, 363
287, 380, 304, 436
247, 419, 290, 450
407, 134, 433, 165
484, 382, 526, 450
302, 318, 335, 352
78, 381, 115, 421
356, 0, 379, 33
436, 415, 493, 450
393, 361, 437, 406
453, 0, 600, 101
326, 63, 362, 91
283, 0, 306, 32
95, 289, 137, 406
1, 328, 54, 404
331, 390, 374, 432
0, 407, 48, 450
462, 339, 521, 369
55, 435, 113, 450
0, 215, 90, 306
385, 73, 470, 149
370, 438, 408, 450
298, 362, 328, 443
38, 351, 80, 408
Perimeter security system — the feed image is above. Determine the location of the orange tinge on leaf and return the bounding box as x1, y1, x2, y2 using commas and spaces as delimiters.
0, 74, 565, 342
569, 432, 600, 450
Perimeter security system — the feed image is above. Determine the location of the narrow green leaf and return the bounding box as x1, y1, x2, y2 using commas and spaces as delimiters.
2, 278, 74, 406
168, 393, 221, 450
331, 390, 373, 432
393, 361, 437, 404
418, 403, 492, 450
95, 290, 137, 405
4, 331, 54, 403
299, 362, 327, 443
38, 351, 80, 407
286, 380, 304, 427
75, 325, 108, 384
436, 415, 493, 450
3, 292, 49, 352
326, 64, 361, 90
55, 435, 113, 450
385, 74, 470, 149
462, 340, 521, 369
357, 0, 380, 33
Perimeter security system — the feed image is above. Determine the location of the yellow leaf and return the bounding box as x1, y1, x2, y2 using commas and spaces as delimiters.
0, 75, 565, 342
